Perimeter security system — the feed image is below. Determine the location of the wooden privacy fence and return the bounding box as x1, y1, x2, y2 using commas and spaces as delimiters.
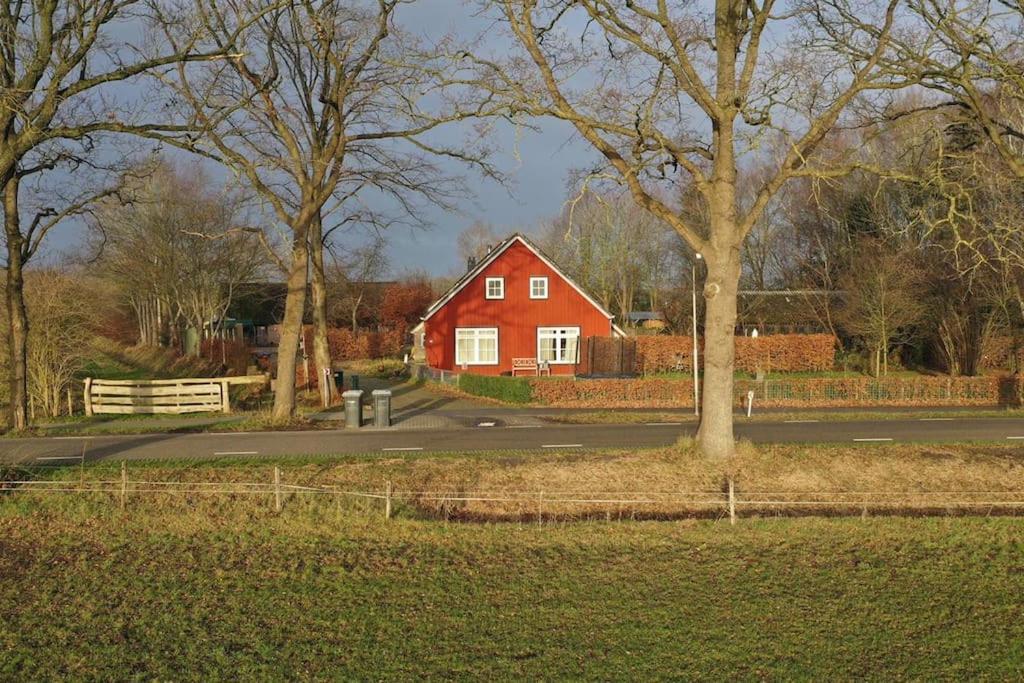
83, 375, 268, 415
577, 336, 638, 377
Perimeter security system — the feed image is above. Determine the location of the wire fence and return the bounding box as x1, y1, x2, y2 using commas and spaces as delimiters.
4, 463, 1024, 524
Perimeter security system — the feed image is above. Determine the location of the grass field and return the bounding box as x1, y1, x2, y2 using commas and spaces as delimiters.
2, 444, 1023, 678
1, 512, 1022, 679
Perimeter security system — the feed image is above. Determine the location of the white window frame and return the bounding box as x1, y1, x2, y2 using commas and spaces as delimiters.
485, 277, 505, 300
455, 327, 499, 366
529, 276, 549, 299
537, 326, 580, 365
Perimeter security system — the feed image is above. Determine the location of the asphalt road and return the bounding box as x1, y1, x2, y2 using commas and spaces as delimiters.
2, 417, 1024, 465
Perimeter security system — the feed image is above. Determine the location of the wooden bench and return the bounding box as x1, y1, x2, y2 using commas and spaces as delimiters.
511, 358, 551, 377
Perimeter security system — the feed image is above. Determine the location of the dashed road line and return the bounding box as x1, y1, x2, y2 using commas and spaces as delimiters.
213, 450, 258, 456
382, 447, 423, 452
477, 421, 496, 427
853, 438, 894, 442
542, 443, 584, 448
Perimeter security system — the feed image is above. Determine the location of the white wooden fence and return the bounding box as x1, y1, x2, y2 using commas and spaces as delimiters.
83, 376, 267, 415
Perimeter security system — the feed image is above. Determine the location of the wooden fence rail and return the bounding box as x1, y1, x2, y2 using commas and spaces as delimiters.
83, 375, 267, 415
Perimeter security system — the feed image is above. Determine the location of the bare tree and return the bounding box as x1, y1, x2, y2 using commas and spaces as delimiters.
92, 161, 266, 354
457, 221, 500, 266
0, 0, 237, 429
542, 190, 681, 321
327, 236, 389, 332
837, 240, 927, 376
164, 0, 497, 419
467, 0, 910, 457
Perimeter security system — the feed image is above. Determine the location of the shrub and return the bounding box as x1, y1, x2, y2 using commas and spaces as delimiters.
637, 334, 837, 374
527, 375, 1020, 408
459, 374, 533, 404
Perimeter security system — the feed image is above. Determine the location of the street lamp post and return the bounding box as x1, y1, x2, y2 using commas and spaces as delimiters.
692, 253, 702, 417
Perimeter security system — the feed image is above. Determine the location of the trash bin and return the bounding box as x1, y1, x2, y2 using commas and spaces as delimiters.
350, 374, 360, 391
343, 390, 364, 428
333, 370, 344, 392
372, 389, 392, 428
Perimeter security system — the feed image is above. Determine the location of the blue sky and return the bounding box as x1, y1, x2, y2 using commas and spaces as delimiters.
42, 0, 596, 278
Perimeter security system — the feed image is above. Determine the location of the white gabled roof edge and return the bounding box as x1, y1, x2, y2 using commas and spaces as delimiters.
421, 234, 619, 325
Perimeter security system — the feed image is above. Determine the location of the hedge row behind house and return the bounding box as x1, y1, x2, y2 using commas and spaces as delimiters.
636, 334, 837, 374
527, 375, 1021, 408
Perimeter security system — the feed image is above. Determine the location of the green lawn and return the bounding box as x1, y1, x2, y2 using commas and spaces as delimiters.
0, 512, 1021, 679
2, 445, 1022, 678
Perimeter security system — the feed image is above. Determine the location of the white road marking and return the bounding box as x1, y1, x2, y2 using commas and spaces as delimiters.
382, 447, 423, 452
542, 443, 584, 448
477, 421, 496, 427
645, 422, 683, 426
853, 438, 894, 442
51, 436, 88, 440
784, 420, 820, 423
35, 456, 83, 461
213, 451, 258, 456
920, 418, 954, 422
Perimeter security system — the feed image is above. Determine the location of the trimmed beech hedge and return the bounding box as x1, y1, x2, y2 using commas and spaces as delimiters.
527, 375, 1021, 408
459, 374, 533, 404
637, 334, 837, 374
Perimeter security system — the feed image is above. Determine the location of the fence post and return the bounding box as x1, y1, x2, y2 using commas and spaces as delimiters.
83, 378, 93, 416
728, 477, 736, 526
385, 480, 393, 520
120, 461, 127, 512
274, 466, 282, 513
537, 490, 543, 526
220, 380, 231, 414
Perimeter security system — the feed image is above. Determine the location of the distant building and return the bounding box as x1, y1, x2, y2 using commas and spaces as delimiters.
625, 311, 667, 331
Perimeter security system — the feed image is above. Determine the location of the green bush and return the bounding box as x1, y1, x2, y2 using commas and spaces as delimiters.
459, 373, 533, 404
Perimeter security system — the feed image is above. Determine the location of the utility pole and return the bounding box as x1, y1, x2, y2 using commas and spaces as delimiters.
692, 253, 702, 417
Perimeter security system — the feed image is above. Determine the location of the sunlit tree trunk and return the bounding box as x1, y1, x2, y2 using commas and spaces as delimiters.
309, 211, 336, 405
272, 225, 310, 420
4, 174, 28, 430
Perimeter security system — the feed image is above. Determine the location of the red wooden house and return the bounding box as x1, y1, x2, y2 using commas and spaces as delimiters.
420, 234, 624, 376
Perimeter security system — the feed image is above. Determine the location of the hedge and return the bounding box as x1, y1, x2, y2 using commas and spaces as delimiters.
636, 334, 837, 374
527, 375, 1021, 408
459, 374, 533, 404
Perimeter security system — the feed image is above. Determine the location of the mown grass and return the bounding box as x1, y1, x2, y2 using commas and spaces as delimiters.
0, 509, 1022, 679
3, 444, 1024, 677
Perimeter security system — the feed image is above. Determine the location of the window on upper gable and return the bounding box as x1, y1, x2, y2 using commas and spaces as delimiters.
530, 277, 548, 299
485, 277, 504, 299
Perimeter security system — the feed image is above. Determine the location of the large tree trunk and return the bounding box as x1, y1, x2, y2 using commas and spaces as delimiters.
3, 174, 28, 431
272, 227, 310, 420
309, 212, 336, 405
696, 246, 742, 460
